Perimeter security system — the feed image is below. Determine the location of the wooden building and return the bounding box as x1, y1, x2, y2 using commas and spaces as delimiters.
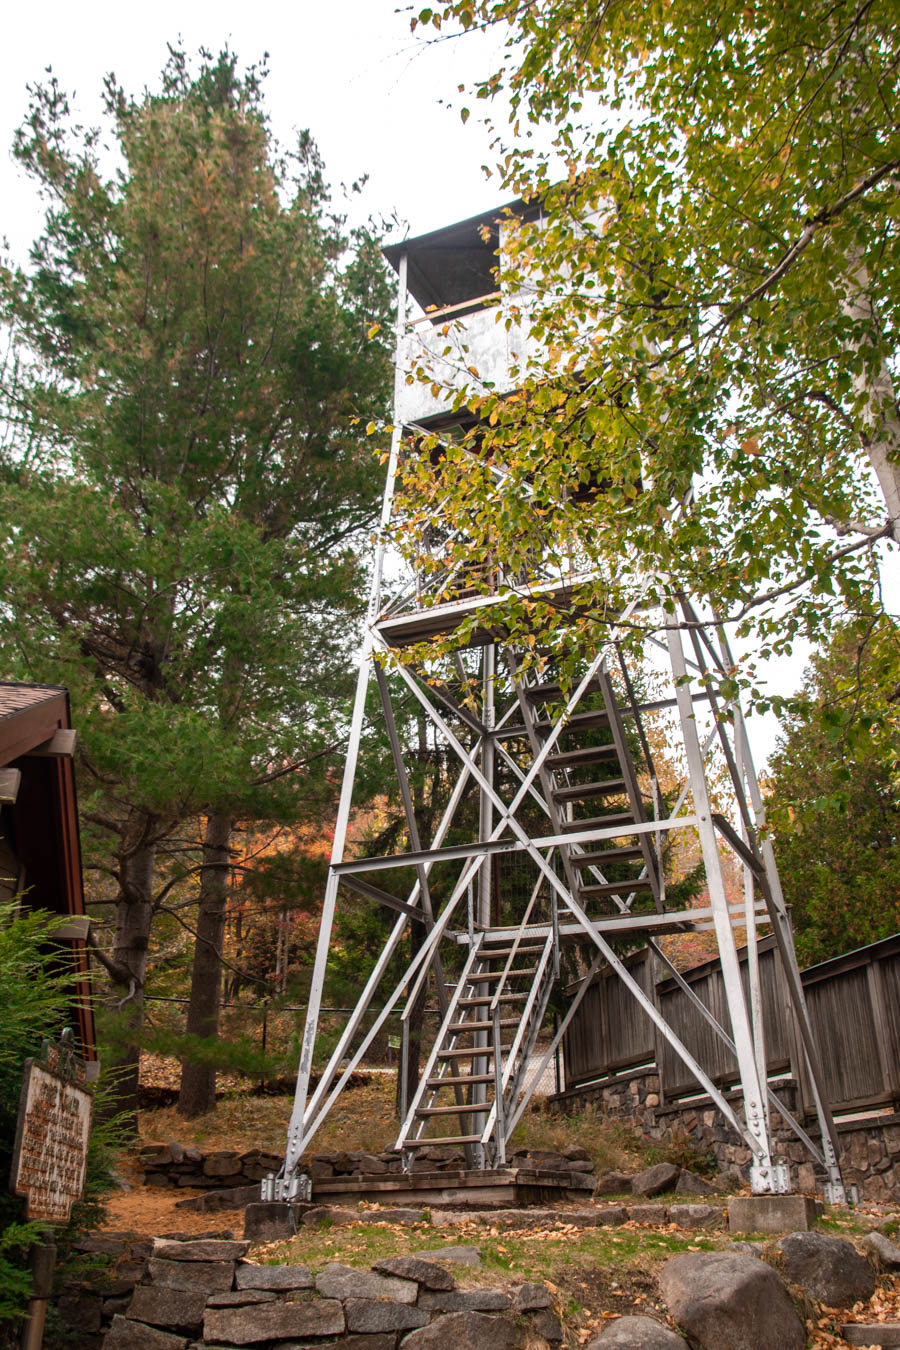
0, 682, 96, 1060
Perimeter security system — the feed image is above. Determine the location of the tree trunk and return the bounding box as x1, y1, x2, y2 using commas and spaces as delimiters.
103, 812, 159, 1130
842, 263, 900, 541
178, 810, 233, 1118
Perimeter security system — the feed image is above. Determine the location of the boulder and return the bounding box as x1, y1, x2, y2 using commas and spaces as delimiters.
315, 1262, 418, 1303
415, 1245, 482, 1266
150, 1239, 248, 1262
659, 1250, 804, 1350
145, 1259, 234, 1293
776, 1231, 876, 1306
862, 1230, 900, 1270
101, 1316, 187, 1350
125, 1287, 205, 1332
590, 1314, 686, 1347
632, 1163, 680, 1197
675, 1170, 716, 1197
202, 1298, 344, 1344
343, 1298, 430, 1333
234, 1262, 313, 1290
372, 1255, 456, 1289
399, 1310, 527, 1349
593, 1166, 636, 1198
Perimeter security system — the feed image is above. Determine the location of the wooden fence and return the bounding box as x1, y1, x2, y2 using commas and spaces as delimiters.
562, 933, 900, 1118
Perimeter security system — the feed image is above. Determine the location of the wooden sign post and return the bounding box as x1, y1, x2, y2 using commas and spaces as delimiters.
9, 1030, 94, 1350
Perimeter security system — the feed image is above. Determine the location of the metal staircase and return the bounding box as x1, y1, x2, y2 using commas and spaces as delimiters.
396, 928, 555, 1167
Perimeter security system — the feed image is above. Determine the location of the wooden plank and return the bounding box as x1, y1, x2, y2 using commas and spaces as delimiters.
27, 729, 76, 758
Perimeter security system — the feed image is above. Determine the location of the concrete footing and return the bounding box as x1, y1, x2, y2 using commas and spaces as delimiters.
728, 1193, 818, 1235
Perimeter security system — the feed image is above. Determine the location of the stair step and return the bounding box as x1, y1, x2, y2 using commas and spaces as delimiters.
579, 878, 655, 898
458, 992, 527, 1007
448, 1018, 521, 1034
438, 1045, 511, 1059
535, 709, 612, 735
418, 1103, 494, 1116
523, 677, 604, 703
545, 744, 620, 771
468, 966, 538, 982
479, 944, 546, 958
572, 845, 644, 867
560, 812, 636, 833
403, 1135, 482, 1147
553, 778, 628, 803
426, 1073, 495, 1087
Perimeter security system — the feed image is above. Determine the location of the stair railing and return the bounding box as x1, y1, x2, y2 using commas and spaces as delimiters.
394, 936, 483, 1156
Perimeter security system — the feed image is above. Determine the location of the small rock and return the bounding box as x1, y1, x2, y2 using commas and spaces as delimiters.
513, 1282, 552, 1310
528, 1306, 564, 1342
125, 1287, 205, 1332
731, 1241, 764, 1255
632, 1163, 681, 1197
204, 1290, 277, 1306
630, 1204, 668, 1224
563, 1145, 592, 1162
202, 1298, 344, 1344
344, 1298, 430, 1333
776, 1231, 875, 1306
400, 1309, 527, 1349
589, 1314, 686, 1347
594, 1171, 634, 1197
101, 1316, 187, 1350
660, 1250, 804, 1350
418, 1289, 511, 1312
234, 1263, 313, 1290
586, 1205, 629, 1227
415, 1245, 482, 1266
668, 1204, 723, 1230
145, 1260, 234, 1293
675, 1170, 716, 1197
862, 1231, 900, 1269
150, 1239, 249, 1262
372, 1255, 456, 1289
315, 1261, 418, 1304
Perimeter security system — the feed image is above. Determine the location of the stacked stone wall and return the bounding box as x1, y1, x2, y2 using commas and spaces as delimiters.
550, 1071, 900, 1201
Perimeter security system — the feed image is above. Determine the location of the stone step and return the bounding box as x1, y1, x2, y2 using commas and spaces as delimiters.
842, 1326, 900, 1347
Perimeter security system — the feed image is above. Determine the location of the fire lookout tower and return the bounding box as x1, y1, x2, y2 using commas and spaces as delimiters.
268, 200, 847, 1207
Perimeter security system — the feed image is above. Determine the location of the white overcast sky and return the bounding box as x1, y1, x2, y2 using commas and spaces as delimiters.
3, 0, 894, 763
0, 0, 508, 261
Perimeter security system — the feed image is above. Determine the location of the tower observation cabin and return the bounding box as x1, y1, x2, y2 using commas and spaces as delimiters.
267, 199, 849, 1209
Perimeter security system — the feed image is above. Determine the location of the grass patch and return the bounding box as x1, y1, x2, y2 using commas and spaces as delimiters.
139, 1077, 399, 1155
508, 1101, 645, 1174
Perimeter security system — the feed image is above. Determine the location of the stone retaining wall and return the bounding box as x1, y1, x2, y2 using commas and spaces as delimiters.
85, 1237, 564, 1350
550, 1070, 900, 1201
139, 1144, 596, 1190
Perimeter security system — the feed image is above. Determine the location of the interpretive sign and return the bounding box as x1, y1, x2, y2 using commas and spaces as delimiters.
10, 1031, 93, 1223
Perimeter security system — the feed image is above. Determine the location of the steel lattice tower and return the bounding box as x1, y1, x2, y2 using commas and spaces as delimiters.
266, 201, 847, 1206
